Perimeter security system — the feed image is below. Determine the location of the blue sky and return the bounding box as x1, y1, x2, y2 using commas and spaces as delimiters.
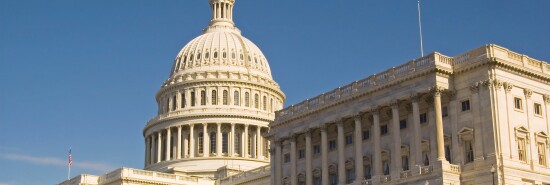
0, 0, 549, 184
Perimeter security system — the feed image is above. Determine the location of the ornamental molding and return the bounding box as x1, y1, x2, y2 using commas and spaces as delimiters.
157, 79, 285, 100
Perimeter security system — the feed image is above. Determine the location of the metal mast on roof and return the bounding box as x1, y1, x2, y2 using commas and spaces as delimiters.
417, 0, 424, 57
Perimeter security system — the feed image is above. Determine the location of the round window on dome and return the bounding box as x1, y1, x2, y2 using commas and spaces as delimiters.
214, 52, 218, 58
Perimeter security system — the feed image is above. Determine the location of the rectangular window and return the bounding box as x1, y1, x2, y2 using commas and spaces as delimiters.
518, 138, 527, 162
402, 155, 409, 171
535, 103, 542, 115
313, 145, 321, 154
329, 174, 338, 185
515, 97, 523, 110
329, 140, 337, 151
381, 125, 388, 135
284, 153, 290, 163
538, 142, 547, 166
420, 113, 427, 124
445, 145, 452, 163
442, 106, 448, 117
363, 130, 370, 140
345, 135, 353, 145
465, 140, 474, 163
461, 100, 470, 111
298, 149, 305, 159
222, 133, 228, 153
346, 169, 355, 183
313, 177, 321, 185
399, 119, 407, 129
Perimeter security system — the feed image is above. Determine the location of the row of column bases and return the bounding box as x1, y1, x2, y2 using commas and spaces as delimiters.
271, 90, 447, 185
144, 123, 268, 166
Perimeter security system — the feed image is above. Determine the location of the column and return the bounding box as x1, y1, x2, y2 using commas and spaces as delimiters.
217, 123, 222, 157
145, 137, 150, 166
411, 96, 422, 165
275, 141, 283, 185
203, 123, 209, 157
149, 135, 155, 164
157, 132, 162, 162
270, 148, 276, 185
305, 130, 313, 185
291, 136, 297, 185
373, 110, 382, 176
244, 124, 249, 157
189, 124, 195, 158
391, 102, 402, 179
183, 127, 188, 158
257, 126, 262, 159
354, 115, 365, 181
166, 128, 172, 160
321, 125, 329, 185
433, 88, 446, 160
177, 126, 182, 159
337, 121, 346, 184
230, 123, 235, 156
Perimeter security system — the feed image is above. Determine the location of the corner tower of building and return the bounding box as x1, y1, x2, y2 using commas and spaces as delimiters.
142, 0, 285, 178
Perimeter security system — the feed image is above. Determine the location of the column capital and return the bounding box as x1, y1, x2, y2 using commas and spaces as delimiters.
390, 100, 399, 108
216, 122, 222, 126
244, 124, 249, 128
410, 93, 421, 103
336, 119, 345, 126
369, 107, 381, 115
202, 123, 208, 127
305, 128, 313, 136
354, 113, 363, 122
230, 123, 236, 126
470, 82, 480, 94
319, 124, 328, 131
431, 85, 446, 97
524, 88, 533, 98
503, 82, 513, 92
177, 125, 182, 129
544, 95, 550, 104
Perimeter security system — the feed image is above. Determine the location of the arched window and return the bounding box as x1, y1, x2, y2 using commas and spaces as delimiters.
205, 52, 209, 59
181, 93, 186, 108
190, 54, 194, 61
270, 98, 273, 112
232, 52, 236, 59
245, 92, 250, 107
201, 91, 206, 105
234, 91, 240, 106
223, 90, 228, 105
234, 132, 240, 155
172, 95, 177, 111
191, 91, 196, 106
222, 132, 228, 154
223, 52, 227, 58
211, 90, 217, 105
264, 136, 269, 157
210, 132, 216, 154
197, 53, 201, 60
254, 94, 259, 109
240, 54, 244, 60
198, 132, 204, 154
214, 51, 218, 58
166, 98, 170, 112
263, 96, 267, 110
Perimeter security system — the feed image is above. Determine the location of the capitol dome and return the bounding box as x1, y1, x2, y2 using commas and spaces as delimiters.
142, 0, 285, 179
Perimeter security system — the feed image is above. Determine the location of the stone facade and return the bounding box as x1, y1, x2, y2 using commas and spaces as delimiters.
268, 45, 550, 185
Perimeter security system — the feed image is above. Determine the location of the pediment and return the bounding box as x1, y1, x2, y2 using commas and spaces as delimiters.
515, 126, 529, 133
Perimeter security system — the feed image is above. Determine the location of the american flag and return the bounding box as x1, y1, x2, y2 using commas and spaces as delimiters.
68, 148, 73, 167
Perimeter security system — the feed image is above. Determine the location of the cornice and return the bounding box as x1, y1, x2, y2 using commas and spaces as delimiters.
143, 113, 273, 134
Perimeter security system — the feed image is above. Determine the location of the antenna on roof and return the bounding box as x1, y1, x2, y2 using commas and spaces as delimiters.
417, 0, 424, 57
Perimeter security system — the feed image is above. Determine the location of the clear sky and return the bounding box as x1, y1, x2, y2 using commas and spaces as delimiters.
0, 0, 549, 184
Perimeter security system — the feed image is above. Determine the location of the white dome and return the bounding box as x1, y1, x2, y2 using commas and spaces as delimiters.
170, 28, 273, 80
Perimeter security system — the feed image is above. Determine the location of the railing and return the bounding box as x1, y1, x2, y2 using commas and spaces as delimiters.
273, 44, 549, 126
380, 175, 391, 183
420, 165, 433, 175
442, 163, 461, 174
219, 165, 271, 184
362, 179, 372, 185
400, 170, 412, 178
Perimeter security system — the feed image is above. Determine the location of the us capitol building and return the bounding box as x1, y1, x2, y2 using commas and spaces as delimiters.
58, 0, 550, 185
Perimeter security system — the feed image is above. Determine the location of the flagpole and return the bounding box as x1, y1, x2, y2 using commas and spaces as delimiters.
417, 0, 424, 57
68, 147, 72, 180
68, 163, 71, 180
